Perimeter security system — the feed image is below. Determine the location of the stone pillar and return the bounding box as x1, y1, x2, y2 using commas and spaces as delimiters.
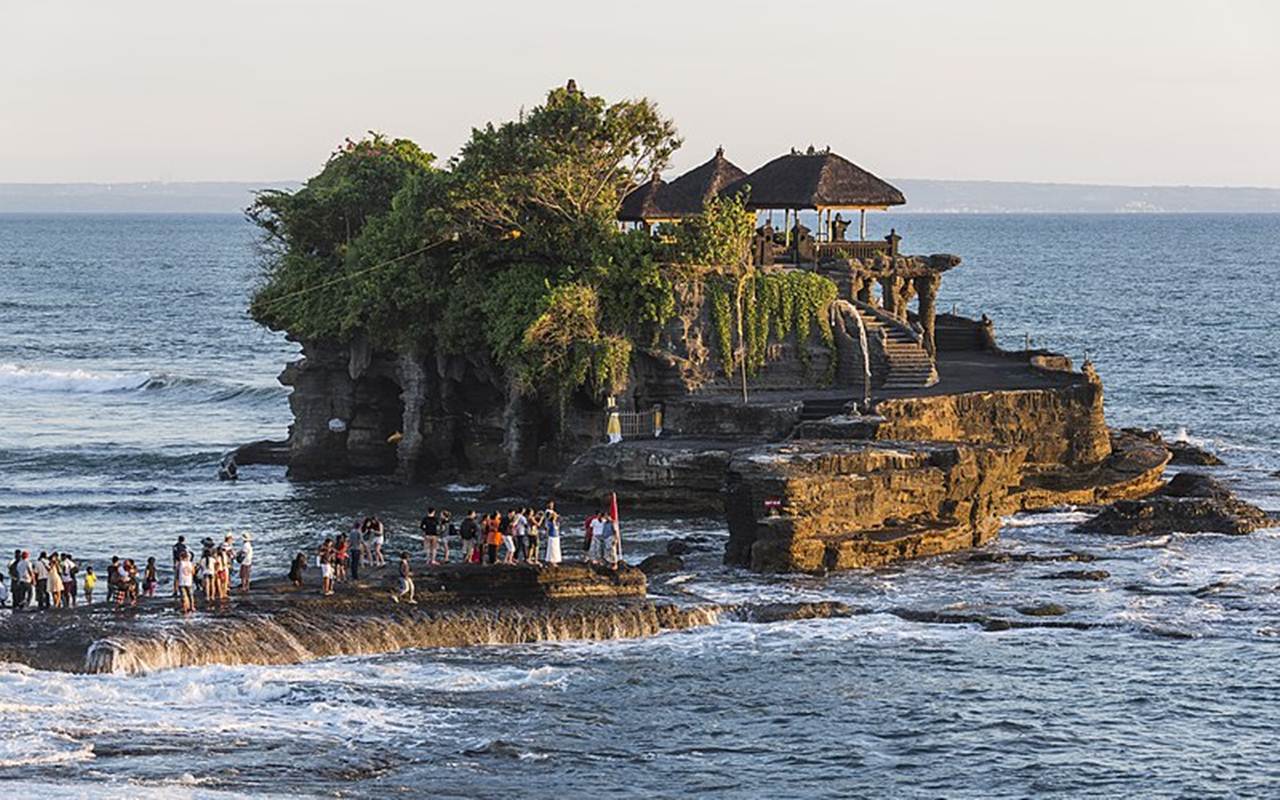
854, 272, 872, 304
913, 274, 940, 358
394, 353, 428, 481
879, 275, 898, 316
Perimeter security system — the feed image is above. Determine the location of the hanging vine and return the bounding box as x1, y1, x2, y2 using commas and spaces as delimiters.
705, 270, 837, 383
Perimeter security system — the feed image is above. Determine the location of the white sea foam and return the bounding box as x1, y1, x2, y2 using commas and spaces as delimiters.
443, 483, 488, 494
1001, 509, 1093, 528
0, 362, 149, 393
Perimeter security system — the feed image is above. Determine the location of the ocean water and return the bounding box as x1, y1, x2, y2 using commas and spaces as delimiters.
2, 212, 1279, 797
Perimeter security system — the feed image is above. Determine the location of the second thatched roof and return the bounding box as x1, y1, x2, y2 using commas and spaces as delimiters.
618, 148, 747, 222
722, 148, 905, 210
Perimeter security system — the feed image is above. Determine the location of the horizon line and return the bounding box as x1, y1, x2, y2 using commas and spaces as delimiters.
5, 177, 1280, 192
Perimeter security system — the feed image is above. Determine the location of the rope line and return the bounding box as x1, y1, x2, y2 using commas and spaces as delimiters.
255, 238, 449, 310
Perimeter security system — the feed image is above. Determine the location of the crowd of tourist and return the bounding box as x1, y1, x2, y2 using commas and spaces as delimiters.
3, 533, 253, 614
2, 500, 623, 613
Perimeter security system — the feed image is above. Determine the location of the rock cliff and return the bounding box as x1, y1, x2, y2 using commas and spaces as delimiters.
723, 440, 1026, 572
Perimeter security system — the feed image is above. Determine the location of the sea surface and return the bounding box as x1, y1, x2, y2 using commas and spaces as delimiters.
1, 212, 1278, 798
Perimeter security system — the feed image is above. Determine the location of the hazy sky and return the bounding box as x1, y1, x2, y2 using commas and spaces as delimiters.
3, 0, 1278, 186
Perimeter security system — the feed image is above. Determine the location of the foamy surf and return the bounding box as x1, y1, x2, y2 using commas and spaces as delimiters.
0, 362, 149, 393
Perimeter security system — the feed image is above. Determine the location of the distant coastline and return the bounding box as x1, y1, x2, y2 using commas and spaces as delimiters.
3, 178, 1280, 214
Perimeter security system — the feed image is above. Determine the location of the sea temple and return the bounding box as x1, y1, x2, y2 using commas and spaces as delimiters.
254, 100, 1174, 576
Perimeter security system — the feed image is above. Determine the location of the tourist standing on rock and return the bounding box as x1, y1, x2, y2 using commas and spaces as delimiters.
441, 510, 455, 563
501, 510, 517, 564
33, 552, 50, 609
82, 566, 96, 604
527, 509, 542, 565
391, 551, 416, 604
587, 514, 607, 565
421, 507, 441, 565
352, 519, 370, 569
347, 527, 360, 582
512, 508, 529, 563
238, 532, 254, 592
199, 547, 217, 608
460, 510, 480, 563
171, 536, 189, 582
18, 551, 34, 609
61, 553, 78, 608
48, 553, 64, 609
0, 575, 8, 610
289, 552, 306, 587
335, 534, 349, 583
544, 505, 562, 565
367, 517, 387, 566
320, 549, 335, 596
485, 513, 502, 565
8, 550, 23, 609
143, 557, 158, 597
175, 551, 195, 613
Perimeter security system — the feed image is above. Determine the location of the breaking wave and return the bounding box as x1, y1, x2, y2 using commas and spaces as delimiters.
0, 362, 287, 404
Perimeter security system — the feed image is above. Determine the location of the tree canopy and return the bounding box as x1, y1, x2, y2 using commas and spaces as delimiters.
247, 81, 818, 416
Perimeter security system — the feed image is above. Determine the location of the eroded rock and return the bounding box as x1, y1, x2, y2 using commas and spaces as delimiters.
741, 601, 854, 623
1078, 476, 1271, 536
637, 554, 684, 576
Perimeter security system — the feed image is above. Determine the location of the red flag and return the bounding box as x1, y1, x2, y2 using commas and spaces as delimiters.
610, 492, 619, 525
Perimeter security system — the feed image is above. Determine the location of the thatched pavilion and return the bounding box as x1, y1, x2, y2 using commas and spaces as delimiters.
721, 146, 905, 261
618, 147, 746, 228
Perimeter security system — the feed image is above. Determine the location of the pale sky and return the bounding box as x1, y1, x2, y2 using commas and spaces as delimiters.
3, 0, 1278, 186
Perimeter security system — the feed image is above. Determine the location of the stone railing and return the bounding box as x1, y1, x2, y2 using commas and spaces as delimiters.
816, 239, 895, 261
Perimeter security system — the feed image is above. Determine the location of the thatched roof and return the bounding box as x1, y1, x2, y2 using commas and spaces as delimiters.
618, 174, 668, 222
660, 147, 748, 216
722, 148, 905, 210
618, 148, 747, 222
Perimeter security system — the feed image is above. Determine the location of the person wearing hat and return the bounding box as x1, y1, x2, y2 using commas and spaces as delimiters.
237, 532, 254, 592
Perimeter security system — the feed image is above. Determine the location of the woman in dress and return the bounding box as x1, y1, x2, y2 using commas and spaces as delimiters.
544, 505, 562, 565
48, 553, 64, 608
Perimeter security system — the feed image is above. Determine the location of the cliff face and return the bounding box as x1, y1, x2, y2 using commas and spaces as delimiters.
278, 274, 854, 482
723, 440, 1026, 572
870, 371, 1111, 468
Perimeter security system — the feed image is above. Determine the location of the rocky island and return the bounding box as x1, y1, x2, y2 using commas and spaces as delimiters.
238, 79, 1226, 582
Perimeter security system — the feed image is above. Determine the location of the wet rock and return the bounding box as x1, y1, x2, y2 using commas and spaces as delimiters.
1036, 569, 1110, 581
1161, 472, 1232, 500
1016, 603, 1068, 617
743, 601, 854, 623
637, 554, 684, 576
1168, 441, 1225, 466
557, 440, 735, 511
232, 439, 291, 466
666, 536, 716, 556
1079, 488, 1271, 536
965, 551, 1098, 564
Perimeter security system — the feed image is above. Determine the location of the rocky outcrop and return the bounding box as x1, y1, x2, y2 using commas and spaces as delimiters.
1007, 429, 1170, 511
1077, 473, 1272, 536
871, 377, 1111, 468
723, 440, 1026, 572
556, 439, 737, 511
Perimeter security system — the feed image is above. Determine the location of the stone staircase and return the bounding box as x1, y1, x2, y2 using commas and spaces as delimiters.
852, 302, 938, 390
799, 396, 856, 421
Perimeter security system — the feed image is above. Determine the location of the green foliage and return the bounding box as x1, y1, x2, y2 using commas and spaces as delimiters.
594, 229, 675, 346
450, 82, 680, 264
512, 283, 632, 418
705, 270, 838, 382
247, 83, 837, 426
669, 192, 755, 269
248, 136, 448, 350
708, 283, 735, 369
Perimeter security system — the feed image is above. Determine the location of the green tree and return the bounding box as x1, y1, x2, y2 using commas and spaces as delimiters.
450, 80, 681, 262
